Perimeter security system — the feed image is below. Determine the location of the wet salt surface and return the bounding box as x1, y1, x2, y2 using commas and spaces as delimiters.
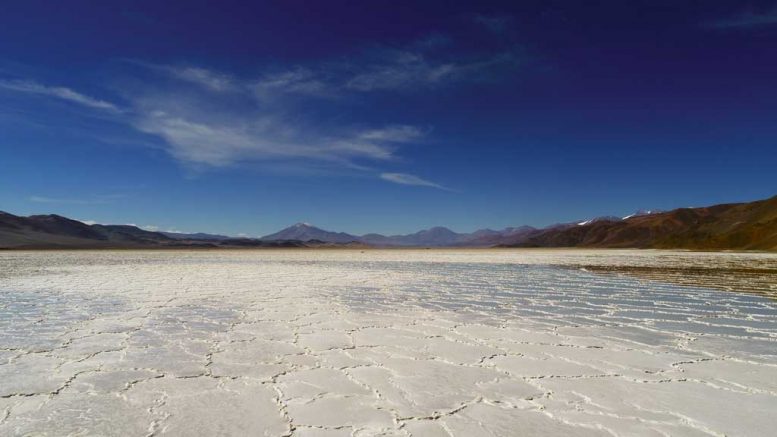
0, 249, 776, 436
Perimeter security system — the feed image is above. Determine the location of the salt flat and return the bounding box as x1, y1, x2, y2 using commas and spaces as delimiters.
1, 249, 776, 436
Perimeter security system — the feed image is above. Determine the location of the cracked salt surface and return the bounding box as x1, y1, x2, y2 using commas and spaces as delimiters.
0, 249, 776, 436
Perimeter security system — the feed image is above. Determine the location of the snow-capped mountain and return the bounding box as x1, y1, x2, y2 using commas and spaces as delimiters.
576, 216, 622, 226
622, 209, 663, 220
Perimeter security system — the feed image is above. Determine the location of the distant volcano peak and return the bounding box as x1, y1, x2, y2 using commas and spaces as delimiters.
261, 222, 358, 243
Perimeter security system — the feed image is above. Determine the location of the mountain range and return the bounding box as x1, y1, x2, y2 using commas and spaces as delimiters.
160, 231, 231, 241
259, 223, 541, 247
1, 194, 775, 250
0, 213, 307, 249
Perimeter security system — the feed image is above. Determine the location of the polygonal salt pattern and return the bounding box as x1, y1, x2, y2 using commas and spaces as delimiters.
0, 249, 775, 436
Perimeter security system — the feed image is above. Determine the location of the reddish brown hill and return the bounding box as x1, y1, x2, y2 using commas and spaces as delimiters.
512, 195, 777, 250
0, 211, 308, 249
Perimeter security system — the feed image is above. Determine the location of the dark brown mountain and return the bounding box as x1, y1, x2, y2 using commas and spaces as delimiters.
0, 212, 304, 249
0, 213, 179, 249
464, 226, 539, 246
0, 213, 107, 240
507, 195, 777, 250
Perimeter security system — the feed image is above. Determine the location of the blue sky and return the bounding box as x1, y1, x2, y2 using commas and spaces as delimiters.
1, 1, 776, 236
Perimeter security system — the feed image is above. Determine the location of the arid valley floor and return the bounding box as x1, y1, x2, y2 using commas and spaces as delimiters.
1, 249, 776, 436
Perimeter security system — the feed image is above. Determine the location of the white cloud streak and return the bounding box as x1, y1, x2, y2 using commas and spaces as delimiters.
148, 43, 517, 96
359, 125, 426, 143
252, 69, 331, 98
131, 106, 407, 167
0, 79, 120, 112
164, 66, 236, 91
344, 50, 516, 92
380, 172, 448, 190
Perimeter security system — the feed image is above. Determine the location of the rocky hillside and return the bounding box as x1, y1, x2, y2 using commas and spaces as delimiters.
506, 195, 777, 250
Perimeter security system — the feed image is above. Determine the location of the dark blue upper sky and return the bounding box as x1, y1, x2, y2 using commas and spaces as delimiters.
1, 0, 776, 236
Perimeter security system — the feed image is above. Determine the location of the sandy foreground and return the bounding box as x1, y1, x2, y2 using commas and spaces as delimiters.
0, 249, 776, 436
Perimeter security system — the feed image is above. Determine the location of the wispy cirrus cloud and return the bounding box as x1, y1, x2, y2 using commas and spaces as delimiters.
3, 68, 420, 170
150, 40, 519, 96
0, 79, 121, 112
129, 97, 414, 168
165, 66, 236, 92
123, 54, 453, 169
252, 68, 332, 98
705, 8, 777, 29
118, 38, 517, 172
123, 60, 238, 92
359, 125, 426, 143
344, 50, 518, 92
380, 172, 448, 190
7, 35, 516, 188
